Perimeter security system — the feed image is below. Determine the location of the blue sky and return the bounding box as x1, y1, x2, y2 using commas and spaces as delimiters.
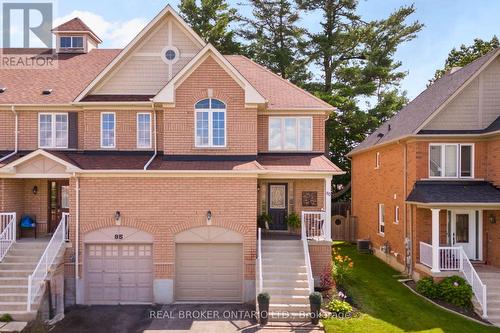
7, 0, 500, 99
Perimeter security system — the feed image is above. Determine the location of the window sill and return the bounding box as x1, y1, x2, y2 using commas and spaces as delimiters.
423, 177, 481, 181
377, 232, 385, 237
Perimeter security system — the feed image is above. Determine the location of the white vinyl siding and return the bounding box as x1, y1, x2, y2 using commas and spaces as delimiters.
269, 117, 312, 151
429, 143, 474, 178
378, 204, 385, 235
38, 113, 68, 149
137, 113, 152, 149
101, 113, 116, 149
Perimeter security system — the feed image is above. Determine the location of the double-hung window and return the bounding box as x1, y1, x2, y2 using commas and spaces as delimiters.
195, 98, 226, 147
378, 204, 385, 235
269, 117, 312, 151
137, 113, 152, 148
60, 36, 84, 48
101, 113, 116, 149
429, 143, 473, 178
38, 113, 68, 148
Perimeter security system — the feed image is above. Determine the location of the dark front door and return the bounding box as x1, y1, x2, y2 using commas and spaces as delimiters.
268, 184, 288, 230
48, 180, 69, 233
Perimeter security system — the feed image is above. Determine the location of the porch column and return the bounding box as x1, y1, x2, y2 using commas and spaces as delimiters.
431, 208, 441, 273
324, 176, 332, 241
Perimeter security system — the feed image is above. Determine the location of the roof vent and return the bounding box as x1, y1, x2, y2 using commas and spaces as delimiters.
42, 89, 53, 95
0, 87, 6, 93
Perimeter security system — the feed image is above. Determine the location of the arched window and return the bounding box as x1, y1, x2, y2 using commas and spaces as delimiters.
195, 98, 226, 147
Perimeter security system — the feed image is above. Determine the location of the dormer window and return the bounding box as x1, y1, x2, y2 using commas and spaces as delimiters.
60, 36, 84, 49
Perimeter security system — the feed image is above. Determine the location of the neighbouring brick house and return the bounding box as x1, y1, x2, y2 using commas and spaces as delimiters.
0, 5, 341, 318
349, 50, 500, 321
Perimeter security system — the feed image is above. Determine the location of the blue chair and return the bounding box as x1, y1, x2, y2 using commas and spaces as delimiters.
20, 215, 37, 238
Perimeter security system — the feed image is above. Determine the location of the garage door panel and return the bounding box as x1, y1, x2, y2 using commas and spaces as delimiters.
175, 243, 242, 302
85, 244, 153, 304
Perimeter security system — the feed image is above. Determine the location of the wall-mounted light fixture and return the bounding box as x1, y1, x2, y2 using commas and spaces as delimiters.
489, 214, 497, 224
115, 211, 121, 225
32, 186, 38, 195
207, 210, 212, 225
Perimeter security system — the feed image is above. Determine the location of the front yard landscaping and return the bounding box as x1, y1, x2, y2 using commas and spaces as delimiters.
322, 243, 500, 333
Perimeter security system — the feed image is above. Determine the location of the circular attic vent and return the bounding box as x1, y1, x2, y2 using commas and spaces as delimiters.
161, 46, 180, 64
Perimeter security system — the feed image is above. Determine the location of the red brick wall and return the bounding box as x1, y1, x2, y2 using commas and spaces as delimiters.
164, 56, 258, 155
486, 137, 500, 186
257, 114, 326, 153
67, 176, 258, 280
484, 210, 500, 267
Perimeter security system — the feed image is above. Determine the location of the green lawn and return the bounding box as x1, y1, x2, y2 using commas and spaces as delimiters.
323, 243, 500, 333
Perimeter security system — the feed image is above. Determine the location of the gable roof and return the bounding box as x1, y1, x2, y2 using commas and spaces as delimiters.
0, 149, 81, 173
349, 48, 500, 156
0, 49, 120, 105
74, 4, 205, 102
153, 44, 266, 105
226, 55, 334, 111
52, 17, 102, 43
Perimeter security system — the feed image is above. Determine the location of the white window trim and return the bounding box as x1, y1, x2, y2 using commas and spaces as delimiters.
194, 100, 227, 148
429, 143, 475, 179
375, 152, 380, 169
268, 116, 313, 152
378, 203, 385, 236
100, 112, 116, 149
38, 113, 69, 149
394, 206, 400, 224
60, 36, 84, 48
136, 112, 152, 149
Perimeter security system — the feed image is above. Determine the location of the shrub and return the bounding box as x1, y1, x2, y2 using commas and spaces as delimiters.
331, 247, 354, 286
416, 277, 440, 299
438, 276, 473, 309
285, 213, 301, 229
309, 292, 323, 306
319, 265, 334, 291
0, 314, 12, 322
257, 292, 270, 304
327, 299, 353, 315
257, 213, 272, 229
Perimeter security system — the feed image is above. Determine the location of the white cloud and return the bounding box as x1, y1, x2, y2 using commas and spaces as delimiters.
54, 10, 148, 48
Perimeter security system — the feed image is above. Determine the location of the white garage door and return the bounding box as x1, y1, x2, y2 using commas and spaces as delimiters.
175, 243, 243, 302
85, 244, 153, 304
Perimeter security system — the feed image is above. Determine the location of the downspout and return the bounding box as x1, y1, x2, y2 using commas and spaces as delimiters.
74, 174, 80, 303
144, 102, 157, 170
403, 141, 412, 276
0, 106, 18, 163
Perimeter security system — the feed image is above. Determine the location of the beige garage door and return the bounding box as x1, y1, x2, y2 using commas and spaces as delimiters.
85, 244, 153, 304
175, 243, 243, 302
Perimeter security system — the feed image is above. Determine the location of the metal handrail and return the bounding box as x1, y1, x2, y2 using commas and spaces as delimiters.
301, 217, 314, 293
257, 227, 263, 294
27, 213, 68, 312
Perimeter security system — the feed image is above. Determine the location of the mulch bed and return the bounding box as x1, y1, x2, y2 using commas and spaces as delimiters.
404, 280, 490, 324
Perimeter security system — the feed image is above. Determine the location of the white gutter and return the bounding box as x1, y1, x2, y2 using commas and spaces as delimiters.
0, 106, 18, 163
144, 103, 157, 170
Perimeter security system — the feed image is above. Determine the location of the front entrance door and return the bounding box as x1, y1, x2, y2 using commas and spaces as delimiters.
450, 210, 481, 260
268, 184, 288, 230
48, 180, 69, 233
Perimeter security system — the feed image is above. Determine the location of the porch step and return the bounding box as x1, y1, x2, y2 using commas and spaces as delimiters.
263, 279, 309, 288
2, 255, 41, 263
0, 270, 34, 278
0, 294, 28, 302
0, 263, 38, 270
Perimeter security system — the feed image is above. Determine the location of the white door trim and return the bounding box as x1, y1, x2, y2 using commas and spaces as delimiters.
449, 209, 483, 260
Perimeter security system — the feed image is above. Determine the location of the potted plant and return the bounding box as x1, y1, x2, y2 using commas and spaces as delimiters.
309, 292, 322, 325
257, 292, 270, 325
285, 212, 301, 233
257, 213, 273, 230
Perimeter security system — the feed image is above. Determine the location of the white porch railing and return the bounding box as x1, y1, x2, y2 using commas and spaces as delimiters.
419, 242, 487, 318
256, 227, 263, 295
0, 213, 16, 262
27, 213, 69, 312
302, 211, 327, 240
301, 216, 314, 294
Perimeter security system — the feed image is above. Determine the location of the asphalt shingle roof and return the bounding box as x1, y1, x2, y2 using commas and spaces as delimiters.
406, 180, 500, 204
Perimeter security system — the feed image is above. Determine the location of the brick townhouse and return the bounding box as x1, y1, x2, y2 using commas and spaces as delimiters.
0, 5, 341, 320
349, 50, 500, 321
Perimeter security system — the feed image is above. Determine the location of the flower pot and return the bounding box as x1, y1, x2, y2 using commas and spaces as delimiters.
310, 303, 321, 325
257, 292, 270, 325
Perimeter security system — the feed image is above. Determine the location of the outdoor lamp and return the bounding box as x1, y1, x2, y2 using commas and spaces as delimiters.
489, 214, 497, 224
115, 211, 121, 224
32, 186, 38, 195
207, 210, 212, 225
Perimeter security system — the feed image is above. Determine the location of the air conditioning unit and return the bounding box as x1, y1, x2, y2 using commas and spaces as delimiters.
357, 239, 371, 254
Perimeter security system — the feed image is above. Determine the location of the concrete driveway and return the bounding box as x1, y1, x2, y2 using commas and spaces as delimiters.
46, 304, 261, 333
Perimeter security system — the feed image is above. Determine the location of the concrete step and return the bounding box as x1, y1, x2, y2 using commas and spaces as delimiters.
263, 279, 309, 288
0, 263, 37, 270
0, 277, 28, 286
2, 255, 40, 263
263, 272, 308, 280
7, 248, 44, 256
0, 270, 32, 278
0, 294, 27, 302
10, 242, 48, 249
0, 302, 28, 312
0, 286, 28, 294
267, 294, 309, 304
0, 311, 36, 321
262, 265, 307, 273
265, 287, 310, 296
262, 258, 306, 265
269, 303, 310, 313
268, 311, 309, 322
262, 240, 302, 245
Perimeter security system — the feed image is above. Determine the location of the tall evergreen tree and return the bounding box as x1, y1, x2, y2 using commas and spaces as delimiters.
429, 36, 499, 85
239, 0, 310, 85
179, 0, 241, 54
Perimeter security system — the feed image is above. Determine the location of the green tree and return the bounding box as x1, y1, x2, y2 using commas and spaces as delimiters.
239, 0, 310, 85
179, 0, 241, 54
429, 36, 499, 85
299, 1, 422, 197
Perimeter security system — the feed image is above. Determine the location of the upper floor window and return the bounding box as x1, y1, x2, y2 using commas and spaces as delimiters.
60, 36, 84, 49
429, 143, 473, 178
39, 113, 68, 148
269, 117, 312, 151
137, 113, 152, 149
101, 113, 116, 149
195, 98, 226, 147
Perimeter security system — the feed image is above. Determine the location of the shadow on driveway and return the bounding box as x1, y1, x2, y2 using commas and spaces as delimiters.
46, 304, 260, 333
